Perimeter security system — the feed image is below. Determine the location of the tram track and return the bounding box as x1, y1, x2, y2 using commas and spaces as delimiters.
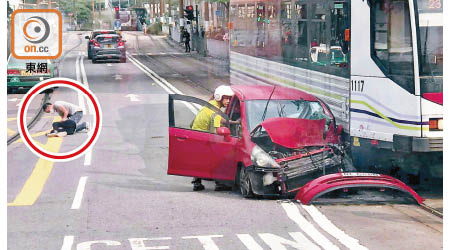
129, 32, 221, 95
7, 92, 51, 146
419, 203, 443, 219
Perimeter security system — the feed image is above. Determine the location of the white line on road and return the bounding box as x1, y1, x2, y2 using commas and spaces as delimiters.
79, 55, 93, 166
281, 202, 340, 250
71, 176, 88, 209
60, 235, 74, 250
236, 234, 263, 250
301, 204, 369, 250
125, 94, 140, 102
75, 56, 86, 113
182, 235, 223, 250
127, 55, 200, 114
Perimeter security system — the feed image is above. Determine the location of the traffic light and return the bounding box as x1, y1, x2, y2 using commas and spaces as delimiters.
184, 5, 194, 20
115, 6, 120, 19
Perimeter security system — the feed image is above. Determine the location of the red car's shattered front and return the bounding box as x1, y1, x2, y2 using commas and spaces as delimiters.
249, 117, 344, 195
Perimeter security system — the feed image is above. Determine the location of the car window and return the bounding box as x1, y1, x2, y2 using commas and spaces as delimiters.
246, 99, 330, 132
228, 97, 242, 137
93, 31, 116, 39
169, 94, 229, 134
96, 36, 120, 43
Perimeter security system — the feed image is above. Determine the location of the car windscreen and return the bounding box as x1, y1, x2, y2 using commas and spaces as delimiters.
246, 99, 330, 132
96, 36, 120, 43
93, 31, 116, 38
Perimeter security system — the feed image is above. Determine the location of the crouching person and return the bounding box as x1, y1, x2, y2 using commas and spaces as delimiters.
43, 101, 89, 137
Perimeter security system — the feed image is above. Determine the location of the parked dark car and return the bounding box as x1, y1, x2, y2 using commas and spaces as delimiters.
91, 34, 126, 63
85, 30, 120, 59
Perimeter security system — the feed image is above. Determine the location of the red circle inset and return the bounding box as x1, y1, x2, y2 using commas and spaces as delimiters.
18, 79, 101, 160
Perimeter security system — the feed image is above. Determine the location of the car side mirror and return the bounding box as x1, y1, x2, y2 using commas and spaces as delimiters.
336, 125, 343, 135
217, 127, 231, 141
85, 36, 90, 39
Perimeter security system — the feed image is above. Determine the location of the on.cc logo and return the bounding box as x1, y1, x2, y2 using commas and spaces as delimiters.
22, 16, 50, 44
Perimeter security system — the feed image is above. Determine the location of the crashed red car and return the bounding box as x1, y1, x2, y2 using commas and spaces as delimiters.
167, 85, 346, 197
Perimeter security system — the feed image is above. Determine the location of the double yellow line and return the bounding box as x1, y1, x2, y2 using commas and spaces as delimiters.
8, 117, 64, 206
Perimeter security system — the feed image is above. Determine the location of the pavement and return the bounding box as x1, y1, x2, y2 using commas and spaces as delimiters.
6, 31, 443, 250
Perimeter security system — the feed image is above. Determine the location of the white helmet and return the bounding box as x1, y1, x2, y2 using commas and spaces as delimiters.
214, 85, 234, 101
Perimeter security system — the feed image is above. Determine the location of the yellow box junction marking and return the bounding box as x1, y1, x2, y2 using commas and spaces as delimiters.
8, 117, 64, 206
7, 128, 15, 136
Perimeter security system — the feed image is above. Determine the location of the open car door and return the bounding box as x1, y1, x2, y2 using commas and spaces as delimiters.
167, 94, 239, 181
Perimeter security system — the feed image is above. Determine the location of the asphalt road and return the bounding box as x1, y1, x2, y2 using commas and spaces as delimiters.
7, 31, 443, 250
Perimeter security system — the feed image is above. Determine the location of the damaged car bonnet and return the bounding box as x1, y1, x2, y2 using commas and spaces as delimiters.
253, 117, 327, 149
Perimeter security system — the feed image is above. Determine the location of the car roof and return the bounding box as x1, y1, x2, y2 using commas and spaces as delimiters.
93, 30, 115, 33
231, 85, 318, 101
95, 34, 121, 38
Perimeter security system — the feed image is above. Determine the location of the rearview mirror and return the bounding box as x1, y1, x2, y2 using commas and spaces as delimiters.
217, 127, 231, 141
85, 36, 90, 39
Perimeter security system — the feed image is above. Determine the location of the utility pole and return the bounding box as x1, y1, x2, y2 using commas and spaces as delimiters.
92, 0, 95, 28
160, 0, 164, 22
179, 0, 184, 28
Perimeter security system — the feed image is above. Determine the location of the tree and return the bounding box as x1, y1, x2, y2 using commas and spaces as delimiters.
7, 1, 13, 19
59, 0, 93, 29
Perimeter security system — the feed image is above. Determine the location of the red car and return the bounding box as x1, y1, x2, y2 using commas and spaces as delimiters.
168, 85, 344, 197
168, 85, 424, 203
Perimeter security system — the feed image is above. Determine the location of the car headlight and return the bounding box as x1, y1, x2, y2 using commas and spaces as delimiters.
251, 145, 280, 168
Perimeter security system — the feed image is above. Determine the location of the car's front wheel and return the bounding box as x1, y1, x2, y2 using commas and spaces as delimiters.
240, 167, 254, 198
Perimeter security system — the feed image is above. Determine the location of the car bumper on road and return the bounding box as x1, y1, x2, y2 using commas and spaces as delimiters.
92, 49, 126, 61
248, 153, 342, 196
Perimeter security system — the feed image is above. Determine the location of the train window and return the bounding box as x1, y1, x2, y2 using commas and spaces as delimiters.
238, 4, 246, 18
247, 4, 255, 18
281, 1, 292, 20
294, 2, 308, 62
371, 0, 415, 94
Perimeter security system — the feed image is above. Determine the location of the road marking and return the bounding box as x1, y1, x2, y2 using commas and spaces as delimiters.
281, 202, 340, 250
13, 130, 52, 145
79, 55, 93, 167
127, 55, 200, 114
76, 56, 86, 113
107, 63, 112, 66
8, 115, 54, 122
77, 240, 121, 250
259, 232, 321, 250
7, 127, 15, 136
114, 74, 123, 80
236, 234, 263, 250
129, 237, 171, 250
71, 176, 88, 209
61, 236, 74, 250
8, 117, 64, 206
182, 235, 223, 250
125, 94, 140, 102
8, 98, 20, 102
301, 204, 369, 250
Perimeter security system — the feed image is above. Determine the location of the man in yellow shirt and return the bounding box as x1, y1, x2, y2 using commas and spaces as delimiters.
191, 85, 234, 191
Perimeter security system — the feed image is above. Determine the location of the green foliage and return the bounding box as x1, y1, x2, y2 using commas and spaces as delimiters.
59, 1, 93, 27
148, 23, 162, 35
